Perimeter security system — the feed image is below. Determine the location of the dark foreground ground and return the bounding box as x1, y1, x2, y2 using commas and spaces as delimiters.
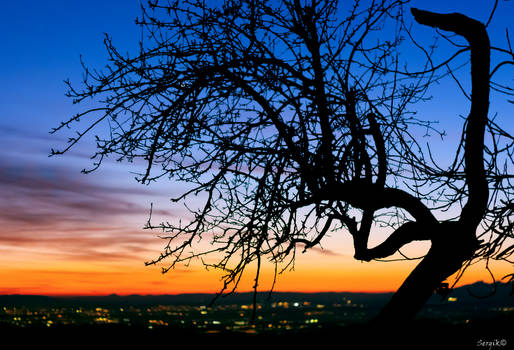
1, 283, 512, 349
1, 314, 512, 350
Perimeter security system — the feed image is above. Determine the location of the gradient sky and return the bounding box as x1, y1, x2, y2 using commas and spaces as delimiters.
0, 0, 512, 296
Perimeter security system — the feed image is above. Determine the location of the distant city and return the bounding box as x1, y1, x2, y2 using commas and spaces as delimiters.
1, 299, 368, 333
1, 282, 512, 334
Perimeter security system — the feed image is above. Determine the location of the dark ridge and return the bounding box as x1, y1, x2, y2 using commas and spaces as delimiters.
0, 282, 511, 308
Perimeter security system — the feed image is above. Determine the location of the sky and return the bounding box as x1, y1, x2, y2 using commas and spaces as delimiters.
0, 0, 512, 296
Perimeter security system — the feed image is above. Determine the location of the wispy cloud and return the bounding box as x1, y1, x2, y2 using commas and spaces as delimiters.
0, 138, 179, 266
308, 246, 345, 257
0, 150, 175, 224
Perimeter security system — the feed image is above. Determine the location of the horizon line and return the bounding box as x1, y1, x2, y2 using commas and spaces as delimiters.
2, 289, 397, 297
2, 280, 501, 298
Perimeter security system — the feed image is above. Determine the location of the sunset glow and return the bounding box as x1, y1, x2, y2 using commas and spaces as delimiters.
1, 0, 512, 298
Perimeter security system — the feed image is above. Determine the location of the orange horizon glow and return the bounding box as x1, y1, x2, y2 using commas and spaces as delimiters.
1, 0, 512, 304
1, 244, 510, 296
1, 155, 510, 298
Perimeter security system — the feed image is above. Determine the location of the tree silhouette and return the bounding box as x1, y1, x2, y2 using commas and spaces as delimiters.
53, 0, 513, 322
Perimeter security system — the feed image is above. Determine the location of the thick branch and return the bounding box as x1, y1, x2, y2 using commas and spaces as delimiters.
412, 8, 490, 228
355, 221, 431, 261
326, 183, 438, 226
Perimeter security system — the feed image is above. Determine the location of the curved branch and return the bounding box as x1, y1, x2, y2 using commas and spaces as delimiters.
329, 183, 438, 226
412, 8, 490, 228
355, 221, 431, 261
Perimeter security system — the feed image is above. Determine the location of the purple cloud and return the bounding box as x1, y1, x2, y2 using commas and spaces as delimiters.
0, 138, 182, 265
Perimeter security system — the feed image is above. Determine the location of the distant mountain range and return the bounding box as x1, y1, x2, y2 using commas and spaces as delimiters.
0, 281, 511, 309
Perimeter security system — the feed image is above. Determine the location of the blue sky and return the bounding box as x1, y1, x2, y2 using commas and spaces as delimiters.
0, 0, 511, 294
1, 0, 511, 152
1, 0, 511, 133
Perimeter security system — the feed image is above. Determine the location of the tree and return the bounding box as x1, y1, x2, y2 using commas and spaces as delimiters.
52, 0, 513, 322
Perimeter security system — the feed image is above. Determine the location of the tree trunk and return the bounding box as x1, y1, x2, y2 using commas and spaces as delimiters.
374, 222, 479, 322
371, 8, 491, 324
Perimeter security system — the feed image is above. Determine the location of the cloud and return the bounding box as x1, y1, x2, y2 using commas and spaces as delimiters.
0, 151, 175, 227
0, 226, 163, 264
0, 140, 182, 266
308, 246, 344, 257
